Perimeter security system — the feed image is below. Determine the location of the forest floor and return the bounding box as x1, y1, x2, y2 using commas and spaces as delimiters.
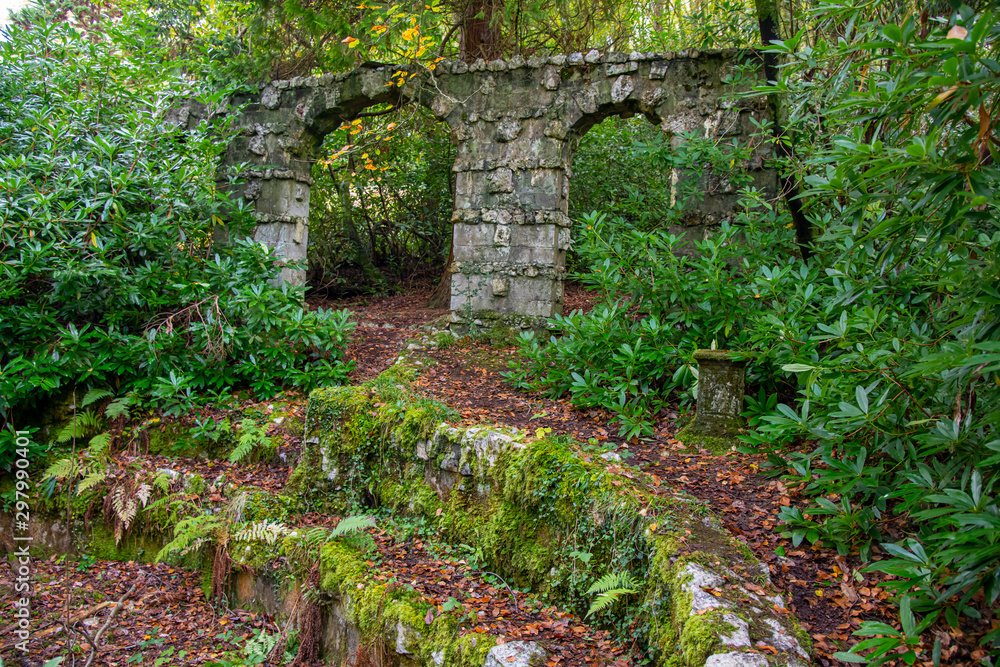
311, 280, 982, 667
6, 281, 983, 667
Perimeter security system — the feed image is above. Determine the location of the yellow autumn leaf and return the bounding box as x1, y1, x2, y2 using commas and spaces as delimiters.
342, 36, 359, 48
402, 26, 417, 40
947, 25, 968, 40
928, 86, 958, 110
91, 233, 97, 246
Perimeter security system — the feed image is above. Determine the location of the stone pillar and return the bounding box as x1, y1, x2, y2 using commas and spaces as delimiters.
448, 112, 573, 325
246, 170, 311, 287
677, 349, 747, 452
217, 86, 317, 288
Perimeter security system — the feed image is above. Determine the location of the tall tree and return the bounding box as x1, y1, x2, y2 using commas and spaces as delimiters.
753, 0, 813, 260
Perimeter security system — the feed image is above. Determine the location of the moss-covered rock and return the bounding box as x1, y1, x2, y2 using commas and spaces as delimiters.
289, 362, 812, 666
317, 536, 499, 665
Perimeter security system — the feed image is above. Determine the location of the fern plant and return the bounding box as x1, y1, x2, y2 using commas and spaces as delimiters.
156, 513, 227, 561
330, 515, 376, 538
229, 419, 271, 464
43, 386, 137, 489
585, 571, 639, 618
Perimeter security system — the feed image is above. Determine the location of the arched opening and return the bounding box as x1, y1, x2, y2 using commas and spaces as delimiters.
305, 104, 457, 299
220, 53, 770, 322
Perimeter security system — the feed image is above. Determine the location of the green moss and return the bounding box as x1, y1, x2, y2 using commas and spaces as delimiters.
147, 422, 207, 458
183, 473, 207, 496
433, 332, 457, 349
678, 608, 730, 666
242, 489, 295, 523
319, 541, 367, 593
478, 322, 518, 347
673, 424, 738, 454
231, 537, 282, 572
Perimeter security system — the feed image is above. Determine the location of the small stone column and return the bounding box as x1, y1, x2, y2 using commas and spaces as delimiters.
677, 349, 747, 452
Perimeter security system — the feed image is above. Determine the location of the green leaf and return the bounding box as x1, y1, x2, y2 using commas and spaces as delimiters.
782, 363, 816, 373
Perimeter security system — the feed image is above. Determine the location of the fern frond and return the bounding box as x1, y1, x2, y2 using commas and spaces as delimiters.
585, 572, 637, 595
88, 432, 112, 456
330, 515, 376, 539
112, 487, 126, 520
228, 436, 256, 463
586, 589, 635, 618
121, 497, 139, 530
44, 458, 77, 481
57, 421, 84, 444
104, 397, 133, 420
304, 527, 331, 546
234, 520, 288, 545
81, 388, 114, 407
58, 410, 101, 443
228, 419, 270, 463
155, 514, 222, 561
153, 472, 172, 494
76, 470, 108, 494
146, 495, 171, 513
584, 571, 637, 618
136, 483, 152, 507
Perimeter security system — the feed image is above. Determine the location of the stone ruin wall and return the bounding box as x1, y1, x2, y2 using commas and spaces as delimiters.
173, 49, 775, 323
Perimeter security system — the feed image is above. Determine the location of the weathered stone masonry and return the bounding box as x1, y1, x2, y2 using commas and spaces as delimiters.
190, 49, 774, 321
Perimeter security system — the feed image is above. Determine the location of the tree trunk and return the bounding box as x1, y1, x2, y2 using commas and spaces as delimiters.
753, 0, 814, 260
427, 154, 458, 309
458, 0, 503, 61
335, 169, 385, 286
426, 244, 453, 309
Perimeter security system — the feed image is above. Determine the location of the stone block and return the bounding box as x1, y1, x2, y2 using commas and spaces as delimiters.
487, 168, 514, 193
255, 179, 310, 218
606, 61, 638, 76
542, 67, 560, 91
495, 119, 522, 142
611, 75, 635, 103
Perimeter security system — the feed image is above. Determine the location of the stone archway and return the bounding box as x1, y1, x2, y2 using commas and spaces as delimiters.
178, 49, 774, 323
